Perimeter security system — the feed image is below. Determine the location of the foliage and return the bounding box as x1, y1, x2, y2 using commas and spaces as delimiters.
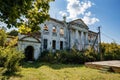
101, 42, 120, 60
84, 48, 100, 62
7, 29, 18, 36
0, 47, 24, 72
6, 37, 18, 47
0, 29, 7, 47
18, 24, 31, 34
39, 42, 120, 64
0, 29, 24, 73
0, 0, 54, 32
39, 50, 55, 63
39, 49, 85, 64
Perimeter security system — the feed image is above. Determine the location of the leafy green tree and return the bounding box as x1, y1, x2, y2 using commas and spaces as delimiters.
0, 29, 24, 73
0, 47, 24, 72
18, 24, 31, 34
101, 42, 120, 60
7, 29, 18, 36
0, 0, 54, 32
0, 29, 7, 47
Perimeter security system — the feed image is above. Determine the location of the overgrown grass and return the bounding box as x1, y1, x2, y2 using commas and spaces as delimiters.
0, 62, 120, 80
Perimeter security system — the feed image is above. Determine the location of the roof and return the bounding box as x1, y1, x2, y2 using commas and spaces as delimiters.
88, 30, 98, 34
48, 17, 88, 29
69, 19, 88, 29
49, 17, 65, 25
19, 35, 41, 43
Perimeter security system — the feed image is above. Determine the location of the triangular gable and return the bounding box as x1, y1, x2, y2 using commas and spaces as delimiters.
69, 19, 88, 29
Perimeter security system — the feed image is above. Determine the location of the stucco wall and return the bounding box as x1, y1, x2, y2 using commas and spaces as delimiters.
18, 37, 41, 60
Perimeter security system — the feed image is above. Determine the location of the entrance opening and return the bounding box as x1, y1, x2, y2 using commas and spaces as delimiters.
25, 46, 34, 61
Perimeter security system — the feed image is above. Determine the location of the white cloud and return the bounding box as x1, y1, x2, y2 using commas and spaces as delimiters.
66, 0, 93, 19
82, 12, 99, 25
58, 0, 99, 25
59, 11, 67, 17
85, 11, 91, 16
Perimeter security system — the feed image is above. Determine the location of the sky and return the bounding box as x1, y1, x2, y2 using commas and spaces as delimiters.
49, 0, 120, 44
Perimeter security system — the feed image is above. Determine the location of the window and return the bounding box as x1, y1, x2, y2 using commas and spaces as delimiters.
52, 40, 56, 49
44, 24, 48, 31
43, 39, 47, 49
60, 28, 64, 35
52, 26, 56, 32
60, 41, 63, 50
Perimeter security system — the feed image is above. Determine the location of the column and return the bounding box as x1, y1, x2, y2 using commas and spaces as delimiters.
78, 31, 81, 50
81, 31, 84, 50
75, 30, 78, 39
85, 32, 88, 49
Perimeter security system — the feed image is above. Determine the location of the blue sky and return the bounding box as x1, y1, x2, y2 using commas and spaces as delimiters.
49, 0, 120, 44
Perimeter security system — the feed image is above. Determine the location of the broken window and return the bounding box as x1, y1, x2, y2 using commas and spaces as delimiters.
60, 28, 64, 35
52, 26, 56, 32
60, 41, 63, 50
43, 39, 47, 50
44, 24, 48, 31
52, 40, 56, 49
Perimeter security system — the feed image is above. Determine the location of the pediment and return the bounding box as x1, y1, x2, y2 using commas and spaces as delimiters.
69, 19, 88, 29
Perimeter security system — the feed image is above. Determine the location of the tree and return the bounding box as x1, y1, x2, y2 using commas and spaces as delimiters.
0, 0, 54, 32
7, 29, 18, 36
0, 29, 7, 47
101, 42, 120, 60
0, 29, 24, 73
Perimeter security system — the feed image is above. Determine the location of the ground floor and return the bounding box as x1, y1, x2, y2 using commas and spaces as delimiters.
18, 35, 89, 60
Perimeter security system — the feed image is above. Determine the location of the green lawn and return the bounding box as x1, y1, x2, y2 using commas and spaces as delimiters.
1, 62, 120, 80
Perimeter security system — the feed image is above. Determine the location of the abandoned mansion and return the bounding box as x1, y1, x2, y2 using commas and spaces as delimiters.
18, 17, 99, 60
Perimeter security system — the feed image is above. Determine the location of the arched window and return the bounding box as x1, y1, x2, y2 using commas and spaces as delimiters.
44, 24, 48, 31
52, 26, 56, 32
60, 28, 64, 35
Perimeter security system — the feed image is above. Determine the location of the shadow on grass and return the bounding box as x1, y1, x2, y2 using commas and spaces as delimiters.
22, 61, 84, 69
0, 70, 23, 80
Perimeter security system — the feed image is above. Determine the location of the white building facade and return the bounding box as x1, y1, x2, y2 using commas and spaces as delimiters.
18, 17, 98, 60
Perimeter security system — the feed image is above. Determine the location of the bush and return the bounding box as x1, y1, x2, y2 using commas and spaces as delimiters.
0, 29, 24, 73
39, 42, 120, 64
0, 47, 24, 73
39, 50, 55, 63
0, 29, 7, 47
84, 48, 100, 62
38, 49, 85, 64
101, 43, 120, 60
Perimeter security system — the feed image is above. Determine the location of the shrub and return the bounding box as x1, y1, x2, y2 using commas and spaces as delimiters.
56, 50, 85, 64
39, 50, 55, 63
0, 29, 24, 73
101, 42, 120, 60
0, 47, 24, 73
84, 48, 100, 62
38, 49, 85, 64
0, 29, 7, 47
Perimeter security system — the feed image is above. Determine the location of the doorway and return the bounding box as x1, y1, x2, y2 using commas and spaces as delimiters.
25, 46, 34, 61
